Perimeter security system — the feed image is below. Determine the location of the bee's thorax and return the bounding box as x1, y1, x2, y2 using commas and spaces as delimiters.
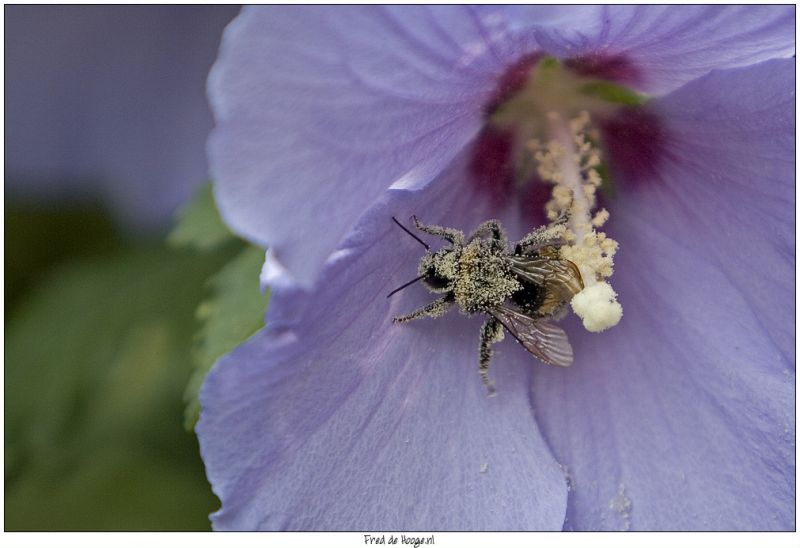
453, 240, 520, 313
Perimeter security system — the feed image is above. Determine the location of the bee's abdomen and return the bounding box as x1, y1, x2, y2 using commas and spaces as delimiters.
511, 280, 544, 314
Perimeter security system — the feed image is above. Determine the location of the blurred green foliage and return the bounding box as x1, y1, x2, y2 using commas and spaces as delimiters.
166, 183, 268, 430
183, 246, 268, 429
6, 205, 123, 316
5, 186, 266, 530
167, 184, 234, 252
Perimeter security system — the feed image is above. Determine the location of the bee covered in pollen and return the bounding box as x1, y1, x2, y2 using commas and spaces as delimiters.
387, 215, 583, 395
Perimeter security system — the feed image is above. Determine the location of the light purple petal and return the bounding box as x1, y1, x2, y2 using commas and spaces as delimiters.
529, 60, 795, 530
209, 6, 510, 286
5, 5, 239, 229
198, 155, 568, 530
527, 5, 795, 94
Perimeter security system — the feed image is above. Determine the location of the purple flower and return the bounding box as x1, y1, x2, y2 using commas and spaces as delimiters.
199, 6, 795, 530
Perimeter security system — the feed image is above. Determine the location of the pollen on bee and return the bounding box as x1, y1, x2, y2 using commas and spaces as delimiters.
530, 110, 623, 332
453, 241, 521, 311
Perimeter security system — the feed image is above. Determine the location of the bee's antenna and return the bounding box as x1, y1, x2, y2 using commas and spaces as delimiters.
392, 216, 430, 250
386, 274, 426, 299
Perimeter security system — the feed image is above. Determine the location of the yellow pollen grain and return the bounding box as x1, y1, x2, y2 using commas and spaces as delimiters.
586, 170, 602, 187
592, 208, 610, 227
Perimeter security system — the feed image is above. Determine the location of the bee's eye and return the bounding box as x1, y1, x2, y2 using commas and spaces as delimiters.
424, 266, 450, 289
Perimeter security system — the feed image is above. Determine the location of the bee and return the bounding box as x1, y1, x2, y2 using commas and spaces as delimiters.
388, 216, 583, 395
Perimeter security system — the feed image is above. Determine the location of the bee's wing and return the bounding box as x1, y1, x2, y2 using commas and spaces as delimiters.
491, 303, 573, 367
509, 256, 584, 316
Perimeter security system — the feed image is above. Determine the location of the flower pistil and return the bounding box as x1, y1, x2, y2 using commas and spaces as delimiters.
531, 110, 623, 333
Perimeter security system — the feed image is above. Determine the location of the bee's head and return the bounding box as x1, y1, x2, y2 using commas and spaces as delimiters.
419, 247, 458, 293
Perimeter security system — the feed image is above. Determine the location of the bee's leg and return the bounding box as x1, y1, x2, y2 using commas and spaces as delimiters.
411, 216, 464, 246
392, 295, 453, 323
515, 225, 565, 256
549, 208, 571, 227
479, 317, 505, 397
467, 220, 507, 251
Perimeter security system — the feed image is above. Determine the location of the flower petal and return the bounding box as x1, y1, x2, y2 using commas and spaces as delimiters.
528, 60, 795, 530
208, 6, 516, 286
526, 5, 795, 94
198, 155, 568, 530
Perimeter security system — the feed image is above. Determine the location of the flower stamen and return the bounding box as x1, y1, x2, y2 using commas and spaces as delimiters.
532, 111, 623, 332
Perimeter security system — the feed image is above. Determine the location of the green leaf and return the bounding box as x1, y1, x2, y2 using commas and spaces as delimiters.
184, 245, 268, 430
166, 180, 269, 429
5, 244, 235, 530
578, 81, 648, 106
168, 183, 235, 251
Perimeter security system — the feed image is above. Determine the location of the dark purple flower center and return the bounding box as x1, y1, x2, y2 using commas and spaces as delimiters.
484, 52, 545, 116
470, 52, 665, 222
564, 53, 643, 87
599, 106, 666, 185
